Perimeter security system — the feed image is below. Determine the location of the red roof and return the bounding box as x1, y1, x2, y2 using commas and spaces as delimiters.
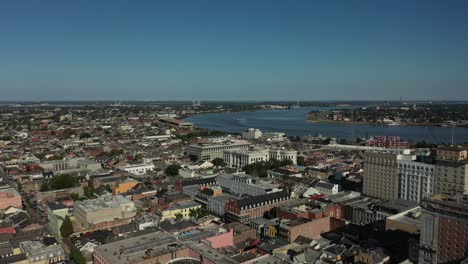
0, 227, 16, 234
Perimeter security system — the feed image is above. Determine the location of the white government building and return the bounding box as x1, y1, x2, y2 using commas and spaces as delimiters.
223, 147, 297, 168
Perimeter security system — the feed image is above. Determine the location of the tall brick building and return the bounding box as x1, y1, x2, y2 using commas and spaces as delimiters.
419, 194, 468, 264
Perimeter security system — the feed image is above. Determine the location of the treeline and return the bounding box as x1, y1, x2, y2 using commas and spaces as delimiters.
243, 159, 293, 177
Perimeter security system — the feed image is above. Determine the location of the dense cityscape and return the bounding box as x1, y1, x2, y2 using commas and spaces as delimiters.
2, 1, 468, 263
0, 101, 466, 264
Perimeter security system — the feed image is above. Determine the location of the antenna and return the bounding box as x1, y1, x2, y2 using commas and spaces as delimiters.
451, 123, 455, 145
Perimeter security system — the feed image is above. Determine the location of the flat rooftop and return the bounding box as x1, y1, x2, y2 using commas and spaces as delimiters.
94, 232, 180, 264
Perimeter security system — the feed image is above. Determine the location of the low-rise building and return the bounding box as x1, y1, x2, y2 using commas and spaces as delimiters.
20, 240, 65, 264
74, 195, 136, 229
117, 164, 154, 176
161, 200, 201, 221
0, 187, 22, 210
226, 190, 291, 223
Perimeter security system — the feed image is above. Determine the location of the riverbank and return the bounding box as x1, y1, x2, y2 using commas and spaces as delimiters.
186, 107, 468, 144
306, 111, 467, 128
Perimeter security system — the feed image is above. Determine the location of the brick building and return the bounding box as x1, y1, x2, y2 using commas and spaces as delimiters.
419, 194, 468, 264
225, 190, 290, 223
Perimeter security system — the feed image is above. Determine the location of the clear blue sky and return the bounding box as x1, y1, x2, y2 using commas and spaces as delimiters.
1, 0, 467, 101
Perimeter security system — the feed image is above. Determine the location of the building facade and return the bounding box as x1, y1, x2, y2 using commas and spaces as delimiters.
363, 152, 399, 201
74, 195, 136, 229
397, 154, 435, 202
225, 190, 290, 223
186, 140, 251, 161
419, 195, 468, 264
223, 148, 269, 168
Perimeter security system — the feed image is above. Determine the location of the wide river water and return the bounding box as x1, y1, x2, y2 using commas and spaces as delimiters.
185, 107, 468, 144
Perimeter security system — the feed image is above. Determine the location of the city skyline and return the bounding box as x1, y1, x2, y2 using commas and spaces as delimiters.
1, 0, 468, 101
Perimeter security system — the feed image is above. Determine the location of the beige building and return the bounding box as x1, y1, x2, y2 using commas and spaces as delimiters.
74, 195, 136, 229
435, 147, 468, 195
436, 146, 467, 161
363, 152, 399, 201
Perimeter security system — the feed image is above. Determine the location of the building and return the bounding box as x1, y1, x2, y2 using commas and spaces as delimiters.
314, 181, 341, 196
225, 190, 290, 223
262, 132, 286, 142
161, 200, 201, 221
434, 147, 468, 195
0, 187, 22, 210
159, 118, 193, 128
186, 139, 250, 161
366, 136, 409, 149
93, 232, 181, 264
419, 194, 468, 264
223, 147, 297, 168
397, 152, 435, 202
277, 217, 345, 243
217, 173, 282, 196
19, 240, 65, 264
112, 178, 139, 195
47, 202, 72, 238
363, 152, 399, 201
117, 164, 155, 176
269, 148, 297, 164
224, 148, 269, 168
74, 195, 136, 229
39, 157, 101, 174
436, 146, 468, 161
241, 128, 263, 140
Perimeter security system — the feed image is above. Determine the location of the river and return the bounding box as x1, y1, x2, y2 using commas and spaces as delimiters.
185, 107, 468, 144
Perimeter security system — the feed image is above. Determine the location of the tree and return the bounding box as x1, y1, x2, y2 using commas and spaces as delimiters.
60, 215, 73, 238
165, 164, 181, 176
211, 158, 225, 167
79, 132, 92, 139
83, 186, 95, 198
174, 213, 183, 219
49, 174, 76, 190
263, 207, 278, 219
70, 247, 86, 264
189, 207, 210, 219
40, 181, 50, 192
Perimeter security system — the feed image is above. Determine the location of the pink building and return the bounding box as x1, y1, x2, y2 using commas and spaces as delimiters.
0, 188, 22, 210
204, 229, 234, 249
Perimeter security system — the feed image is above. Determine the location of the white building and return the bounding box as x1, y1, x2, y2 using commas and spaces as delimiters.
241, 128, 263, 140
397, 153, 435, 202
186, 139, 251, 161
262, 132, 286, 142
314, 181, 341, 196
118, 164, 155, 175
269, 148, 297, 165
224, 148, 269, 168
217, 173, 282, 196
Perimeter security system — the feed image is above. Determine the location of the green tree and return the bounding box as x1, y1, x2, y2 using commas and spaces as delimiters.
70, 247, 86, 264
263, 207, 278, 219
165, 164, 181, 176
174, 213, 183, 219
83, 186, 95, 198
189, 207, 210, 219
211, 158, 225, 167
60, 215, 73, 238
40, 181, 50, 192
49, 174, 76, 190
